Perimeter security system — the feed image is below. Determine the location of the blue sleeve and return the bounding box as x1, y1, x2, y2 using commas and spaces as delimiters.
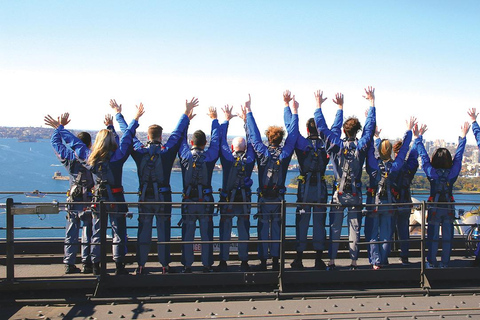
357, 106, 376, 151
314, 108, 342, 154
51, 127, 75, 161
284, 106, 292, 131
449, 136, 466, 179
110, 119, 138, 162
390, 130, 412, 172
374, 138, 381, 149
366, 138, 378, 174
164, 114, 189, 150
205, 119, 220, 162
219, 121, 234, 162
404, 140, 419, 172
246, 112, 268, 156
416, 136, 437, 179
57, 125, 88, 160
281, 113, 298, 159
330, 109, 343, 137
116, 113, 143, 151
472, 121, 480, 149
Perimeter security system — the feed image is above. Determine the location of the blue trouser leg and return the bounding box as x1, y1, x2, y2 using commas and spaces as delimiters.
181, 212, 196, 268
90, 214, 101, 263
441, 217, 454, 266
379, 211, 393, 265
137, 208, 153, 267
368, 214, 380, 266
156, 214, 171, 267
364, 214, 373, 264
110, 212, 127, 262
428, 220, 441, 265
64, 212, 81, 265
237, 215, 250, 261
271, 212, 281, 258
199, 214, 214, 267
328, 209, 343, 260
219, 213, 233, 262
396, 208, 411, 258
312, 206, 327, 251
81, 213, 93, 264
295, 208, 311, 253
257, 213, 270, 260
348, 210, 362, 261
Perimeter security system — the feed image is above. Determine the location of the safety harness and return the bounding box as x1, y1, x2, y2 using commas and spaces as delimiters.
297, 139, 327, 204
183, 148, 211, 201
336, 139, 361, 196
259, 146, 284, 199
222, 151, 251, 213
428, 168, 454, 217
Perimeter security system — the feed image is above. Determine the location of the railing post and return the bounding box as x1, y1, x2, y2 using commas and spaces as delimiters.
6, 198, 14, 282
278, 200, 286, 293
420, 200, 430, 289
100, 200, 108, 278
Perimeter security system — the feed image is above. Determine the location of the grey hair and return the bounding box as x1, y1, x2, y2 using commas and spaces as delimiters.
232, 137, 246, 152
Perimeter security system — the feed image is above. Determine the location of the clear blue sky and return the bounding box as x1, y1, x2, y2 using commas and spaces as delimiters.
1, 1, 479, 141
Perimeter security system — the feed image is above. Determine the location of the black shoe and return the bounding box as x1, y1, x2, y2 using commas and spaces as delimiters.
290, 259, 304, 270
202, 266, 214, 273
315, 258, 327, 270
216, 260, 228, 272
162, 265, 175, 274
240, 261, 250, 272
93, 262, 101, 275
134, 266, 147, 275
272, 257, 280, 271
401, 257, 410, 266
256, 260, 267, 271
349, 264, 358, 270
82, 263, 93, 274
65, 264, 81, 274
115, 262, 129, 275
326, 264, 336, 271
181, 266, 192, 273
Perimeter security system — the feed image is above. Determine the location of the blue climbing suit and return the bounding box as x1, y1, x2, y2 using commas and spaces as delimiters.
117, 113, 188, 268
284, 107, 343, 253
246, 108, 298, 260
366, 130, 412, 266
178, 119, 220, 268
51, 125, 94, 265
314, 106, 376, 261
416, 134, 466, 267
218, 121, 255, 262
89, 119, 139, 263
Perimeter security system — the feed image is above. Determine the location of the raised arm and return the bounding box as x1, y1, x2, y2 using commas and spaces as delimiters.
283, 90, 293, 129
245, 94, 268, 156
44, 115, 76, 161
391, 117, 415, 172
314, 90, 342, 153
110, 104, 144, 162
358, 86, 376, 150
413, 123, 435, 179
449, 122, 470, 179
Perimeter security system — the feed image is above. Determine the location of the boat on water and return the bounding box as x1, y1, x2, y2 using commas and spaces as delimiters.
52, 171, 69, 180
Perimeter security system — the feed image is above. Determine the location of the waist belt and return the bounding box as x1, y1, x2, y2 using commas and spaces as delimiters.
111, 187, 123, 194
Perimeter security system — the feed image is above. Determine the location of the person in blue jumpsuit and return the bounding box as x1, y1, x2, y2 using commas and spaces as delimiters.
246, 93, 298, 271
314, 87, 376, 270
282, 90, 343, 270
365, 118, 415, 269
178, 106, 220, 273
390, 137, 419, 265
87, 104, 145, 275
44, 113, 94, 274
217, 105, 255, 272
468, 108, 480, 267
111, 99, 193, 275
415, 121, 470, 268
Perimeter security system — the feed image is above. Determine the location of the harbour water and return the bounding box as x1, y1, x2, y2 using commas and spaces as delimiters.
1, 138, 479, 239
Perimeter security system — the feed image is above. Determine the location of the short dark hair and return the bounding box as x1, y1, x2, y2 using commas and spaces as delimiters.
306, 118, 318, 136
343, 117, 362, 138
148, 124, 163, 142
192, 130, 207, 147
431, 148, 453, 169
265, 126, 285, 146
77, 132, 91, 147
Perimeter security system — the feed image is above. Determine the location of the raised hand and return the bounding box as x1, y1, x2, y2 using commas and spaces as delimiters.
291, 95, 299, 114
363, 86, 375, 106
221, 104, 236, 121
104, 114, 113, 126
314, 90, 328, 108
44, 115, 60, 129
237, 105, 247, 123
406, 116, 417, 131
332, 93, 344, 108
245, 94, 251, 113
283, 90, 292, 106
467, 108, 478, 122
374, 126, 382, 138
135, 103, 145, 121
461, 121, 471, 138
208, 106, 217, 120
417, 124, 428, 137
185, 97, 199, 116
110, 99, 122, 114
59, 113, 71, 126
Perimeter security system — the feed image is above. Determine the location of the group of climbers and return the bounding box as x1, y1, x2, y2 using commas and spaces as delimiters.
44, 87, 479, 275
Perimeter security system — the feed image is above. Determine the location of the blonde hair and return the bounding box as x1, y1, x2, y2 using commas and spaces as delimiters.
87, 129, 118, 166
379, 139, 392, 161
